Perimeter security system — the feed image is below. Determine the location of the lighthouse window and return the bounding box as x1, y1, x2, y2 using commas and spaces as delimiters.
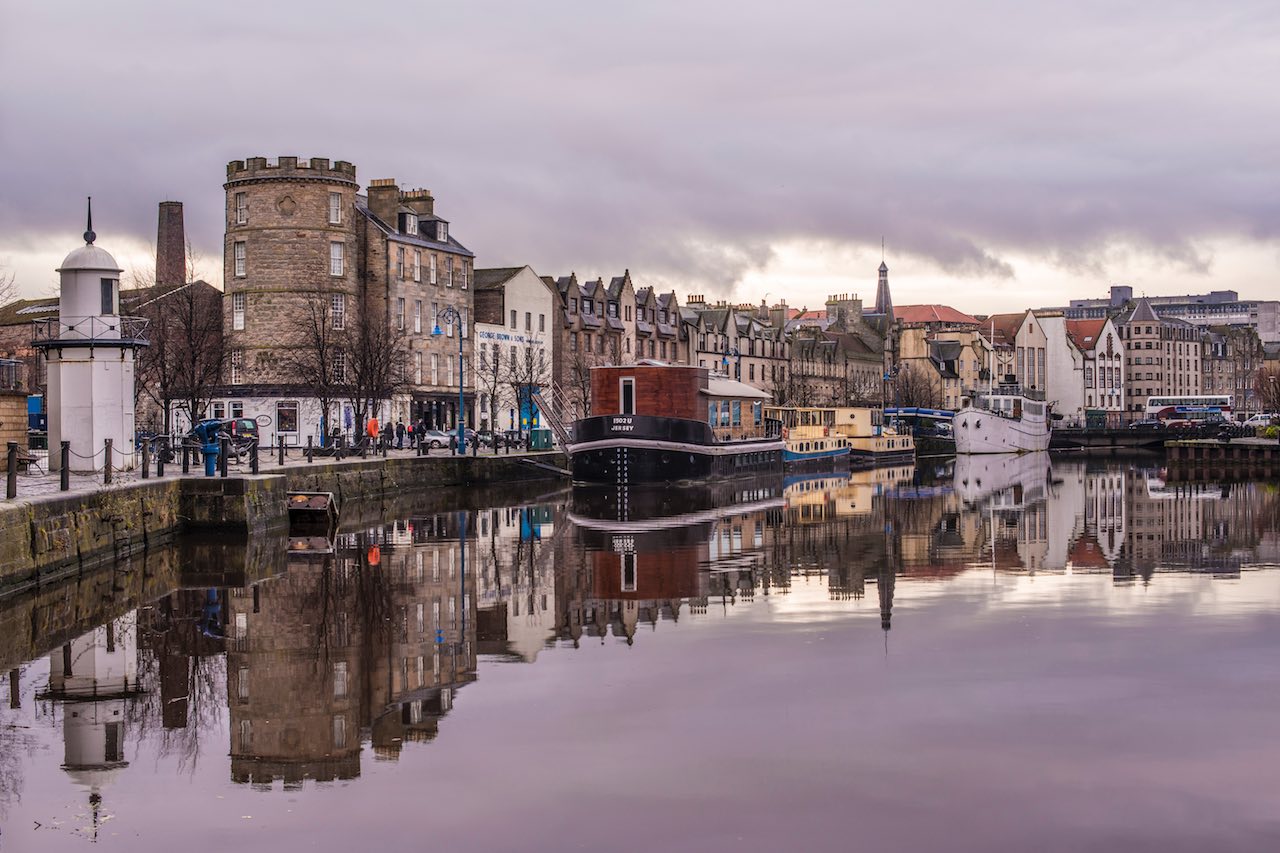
329, 192, 342, 224
235, 192, 248, 224
100, 278, 118, 315
232, 293, 245, 330
329, 241, 344, 276
234, 241, 246, 277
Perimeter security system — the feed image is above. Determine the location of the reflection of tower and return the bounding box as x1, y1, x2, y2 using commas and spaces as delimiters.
41, 616, 140, 841
878, 523, 899, 634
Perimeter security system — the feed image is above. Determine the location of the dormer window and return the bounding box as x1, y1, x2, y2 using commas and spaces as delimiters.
436, 221, 448, 242
406, 215, 418, 236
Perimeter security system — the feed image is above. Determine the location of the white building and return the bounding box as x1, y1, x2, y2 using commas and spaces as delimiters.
1068, 317, 1126, 419
40, 210, 145, 472
472, 266, 558, 433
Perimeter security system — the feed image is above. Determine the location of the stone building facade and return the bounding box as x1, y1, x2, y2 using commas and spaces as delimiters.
216, 157, 476, 444
1118, 297, 1202, 413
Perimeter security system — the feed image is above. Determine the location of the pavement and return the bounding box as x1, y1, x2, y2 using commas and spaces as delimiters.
2, 443, 560, 504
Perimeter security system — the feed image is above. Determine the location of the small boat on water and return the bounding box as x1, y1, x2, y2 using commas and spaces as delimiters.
764, 407, 851, 467
567, 361, 782, 484
954, 385, 1051, 454
884, 407, 955, 456
830, 406, 915, 467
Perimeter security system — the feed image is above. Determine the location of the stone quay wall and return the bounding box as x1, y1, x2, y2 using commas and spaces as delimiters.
0, 451, 567, 599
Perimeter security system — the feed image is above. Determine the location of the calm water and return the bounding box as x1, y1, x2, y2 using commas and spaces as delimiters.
2, 457, 1279, 852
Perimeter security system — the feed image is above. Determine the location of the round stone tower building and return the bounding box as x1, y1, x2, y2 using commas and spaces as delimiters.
221, 157, 358, 438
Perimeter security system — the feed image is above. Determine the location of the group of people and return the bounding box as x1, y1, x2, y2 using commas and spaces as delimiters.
365, 416, 430, 450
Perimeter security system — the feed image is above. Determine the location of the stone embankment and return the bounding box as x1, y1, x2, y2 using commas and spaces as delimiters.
0, 451, 567, 599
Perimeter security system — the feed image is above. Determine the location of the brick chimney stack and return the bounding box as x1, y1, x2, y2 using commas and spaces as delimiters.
156, 201, 186, 286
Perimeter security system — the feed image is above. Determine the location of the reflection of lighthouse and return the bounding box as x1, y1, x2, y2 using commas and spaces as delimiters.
41, 616, 140, 839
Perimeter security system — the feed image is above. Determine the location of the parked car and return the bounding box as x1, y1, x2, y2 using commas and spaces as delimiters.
1127, 419, 1164, 430
418, 429, 452, 449
1242, 413, 1278, 428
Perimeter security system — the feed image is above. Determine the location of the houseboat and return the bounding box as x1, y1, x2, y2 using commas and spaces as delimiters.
884, 407, 956, 456
763, 407, 851, 467
829, 407, 916, 467
954, 385, 1051, 454
567, 362, 783, 484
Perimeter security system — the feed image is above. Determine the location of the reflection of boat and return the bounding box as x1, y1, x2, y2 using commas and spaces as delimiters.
568, 363, 782, 484
953, 452, 1051, 507
764, 406, 851, 467
783, 465, 916, 522
954, 387, 1051, 454
568, 478, 783, 532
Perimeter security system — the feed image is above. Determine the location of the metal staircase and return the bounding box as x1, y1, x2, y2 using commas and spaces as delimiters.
532, 383, 574, 448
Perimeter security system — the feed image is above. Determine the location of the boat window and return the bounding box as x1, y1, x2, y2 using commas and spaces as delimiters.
753, 401, 762, 426
620, 377, 635, 415
732, 400, 741, 427
708, 401, 717, 425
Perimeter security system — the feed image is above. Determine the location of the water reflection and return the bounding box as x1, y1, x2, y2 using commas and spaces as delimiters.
2, 461, 1279, 849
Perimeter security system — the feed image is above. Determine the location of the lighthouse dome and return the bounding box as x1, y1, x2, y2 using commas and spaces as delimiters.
59, 244, 122, 273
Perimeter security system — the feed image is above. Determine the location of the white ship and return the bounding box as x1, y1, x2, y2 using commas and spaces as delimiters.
954, 387, 1051, 454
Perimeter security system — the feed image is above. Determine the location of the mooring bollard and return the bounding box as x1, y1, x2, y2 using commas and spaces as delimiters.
60, 442, 70, 491
141, 440, 150, 479
104, 438, 113, 485
5, 442, 17, 499
250, 439, 259, 474
156, 439, 165, 477
306, 435, 314, 463
219, 437, 229, 478
182, 443, 190, 474
278, 436, 285, 467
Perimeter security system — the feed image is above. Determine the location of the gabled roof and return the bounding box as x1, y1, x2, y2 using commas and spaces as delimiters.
1064, 319, 1107, 351
473, 267, 523, 291
895, 304, 981, 326
1128, 297, 1160, 324
983, 312, 1027, 345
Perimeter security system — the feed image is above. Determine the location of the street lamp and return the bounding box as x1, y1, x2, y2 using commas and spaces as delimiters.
432, 305, 466, 454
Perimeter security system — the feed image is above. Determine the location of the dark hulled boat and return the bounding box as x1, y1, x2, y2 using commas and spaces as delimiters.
568, 362, 783, 484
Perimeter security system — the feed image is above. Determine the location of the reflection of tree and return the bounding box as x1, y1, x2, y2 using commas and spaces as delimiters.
0, 668, 38, 819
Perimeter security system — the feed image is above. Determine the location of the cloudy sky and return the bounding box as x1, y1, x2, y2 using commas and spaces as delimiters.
1, 0, 1276, 313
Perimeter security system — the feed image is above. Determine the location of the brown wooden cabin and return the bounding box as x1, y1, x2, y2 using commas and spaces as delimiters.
590, 362, 775, 440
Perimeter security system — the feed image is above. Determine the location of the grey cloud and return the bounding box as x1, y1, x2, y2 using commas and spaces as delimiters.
1, 0, 1277, 296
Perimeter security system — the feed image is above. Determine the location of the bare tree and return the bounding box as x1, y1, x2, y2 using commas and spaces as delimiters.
507, 340, 552, 435
278, 296, 349, 444
1255, 365, 1280, 414
0, 262, 17, 307
344, 297, 409, 428
890, 362, 943, 409
844, 363, 882, 406
564, 344, 596, 420
476, 339, 506, 431
131, 243, 225, 435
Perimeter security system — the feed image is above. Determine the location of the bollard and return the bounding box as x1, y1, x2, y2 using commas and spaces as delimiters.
104, 438, 113, 485
5, 442, 16, 499
278, 436, 285, 467
141, 441, 150, 479
156, 439, 165, 477
219, 437, 229, 478
360, 437, 368, 459
60, 442, 70, 491
182, 443, 190, 474
382, 436, 388, 458
472, 438, 478, 458
203, 442, 218, 477
306, 435, 314, 463
251, 439, 259, 474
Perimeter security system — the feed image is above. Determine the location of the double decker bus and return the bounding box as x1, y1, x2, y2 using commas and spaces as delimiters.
1144, 395, 1232, 424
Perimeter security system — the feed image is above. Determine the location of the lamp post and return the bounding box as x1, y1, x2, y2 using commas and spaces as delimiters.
721, 346, 741, 380
432, 305, 466, 454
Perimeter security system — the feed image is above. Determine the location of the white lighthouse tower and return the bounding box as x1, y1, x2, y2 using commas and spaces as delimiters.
38, 200, 147, 473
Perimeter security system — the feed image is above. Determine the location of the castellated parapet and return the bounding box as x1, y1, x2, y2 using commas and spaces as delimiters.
223, 156, 360, 388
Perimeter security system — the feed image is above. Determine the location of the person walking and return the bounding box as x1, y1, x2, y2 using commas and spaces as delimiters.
366, 415, 379, 453
395, 420, 406, 449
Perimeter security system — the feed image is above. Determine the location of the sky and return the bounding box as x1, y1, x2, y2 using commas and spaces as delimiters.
1, 0, 1277, 314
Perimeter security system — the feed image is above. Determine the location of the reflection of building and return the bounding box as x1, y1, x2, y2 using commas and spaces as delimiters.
474, 505, 557, 662
40, 616, 141, 840
225, 514, 477, 786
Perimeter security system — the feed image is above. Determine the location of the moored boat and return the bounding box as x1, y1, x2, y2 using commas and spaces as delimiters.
829, 406, 915, 467
567, 362, 783, 484
954, 385, 1051, 454
764, 407, 851, 467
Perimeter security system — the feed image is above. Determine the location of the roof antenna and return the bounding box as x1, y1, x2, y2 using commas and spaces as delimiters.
84, 196, 96, 245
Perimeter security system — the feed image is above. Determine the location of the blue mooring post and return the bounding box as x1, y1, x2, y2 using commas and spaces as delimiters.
204, 442, 218, 477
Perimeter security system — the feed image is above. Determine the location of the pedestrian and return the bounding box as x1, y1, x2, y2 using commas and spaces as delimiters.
366, 415, 379, 452
396, 420, 406, 449
382, 421, 393, 451
449, 433, 457, 455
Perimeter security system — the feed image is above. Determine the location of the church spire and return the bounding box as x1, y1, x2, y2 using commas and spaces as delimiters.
874, 252, 892, 318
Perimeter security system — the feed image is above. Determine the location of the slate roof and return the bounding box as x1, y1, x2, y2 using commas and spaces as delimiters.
473, 267, 523, 291
896, 304, 981, 326
1064, 319, 1107, 351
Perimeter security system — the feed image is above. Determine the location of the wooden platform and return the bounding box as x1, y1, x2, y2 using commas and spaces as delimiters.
1164, 438, 1280, 479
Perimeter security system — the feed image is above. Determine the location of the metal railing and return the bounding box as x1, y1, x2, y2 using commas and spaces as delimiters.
32, 315, 150, 345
